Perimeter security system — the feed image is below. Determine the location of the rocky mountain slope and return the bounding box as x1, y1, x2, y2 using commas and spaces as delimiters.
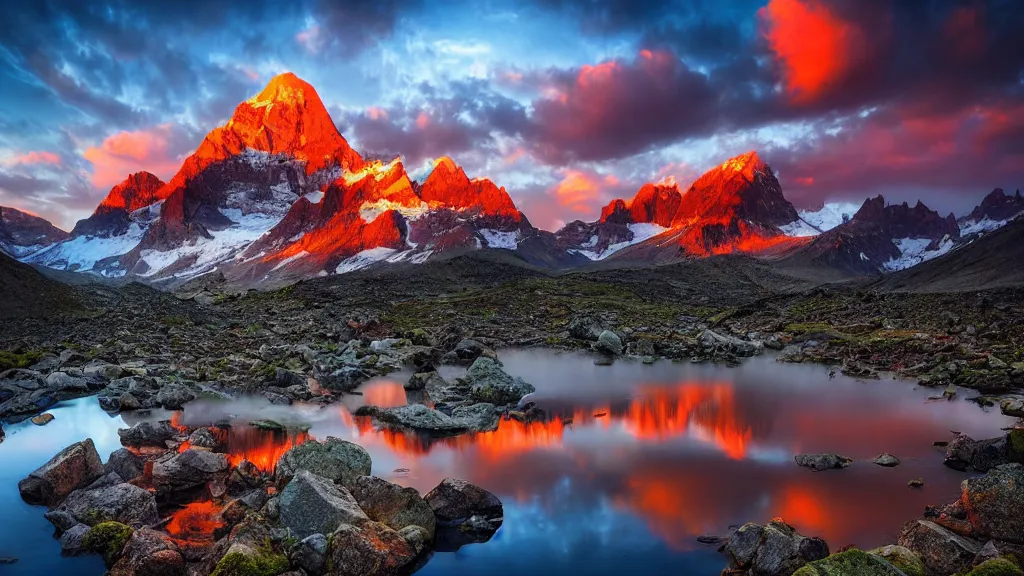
0, 251, 78, 318
0, 206, 68, 257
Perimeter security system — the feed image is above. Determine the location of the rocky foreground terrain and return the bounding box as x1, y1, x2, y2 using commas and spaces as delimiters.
3, 241, 1024, 574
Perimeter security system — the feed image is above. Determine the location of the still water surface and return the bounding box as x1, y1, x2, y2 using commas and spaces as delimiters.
0, 350, 1015, 575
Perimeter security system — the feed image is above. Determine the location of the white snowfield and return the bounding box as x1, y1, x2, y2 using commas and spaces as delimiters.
780, 202, 861, 237
478, 229, 519, 250
25, 222, 147, 276
572, 223, 669, 260
882, 236, 957, 272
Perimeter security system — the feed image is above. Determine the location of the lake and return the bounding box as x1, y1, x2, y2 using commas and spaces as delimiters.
0, 349, 1015, 575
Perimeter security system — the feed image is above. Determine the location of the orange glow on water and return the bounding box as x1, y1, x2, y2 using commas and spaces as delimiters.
223, 428, 312, 473
361, 380, 408, 408
166, 501, 224, 541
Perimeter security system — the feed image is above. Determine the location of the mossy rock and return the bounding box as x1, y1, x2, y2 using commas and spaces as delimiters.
249, 420, 285, 432
210, 549, 289, 576
963, 558, 1024, 576
1009, 430, 1024, 463
0, 350, 45, 371
869, 545, 926, 576
81, 521, 133, 567
794, 549, 907, 576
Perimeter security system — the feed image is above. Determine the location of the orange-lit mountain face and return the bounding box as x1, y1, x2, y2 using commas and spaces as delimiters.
96, 172, 168, 215
599, 181, 682, 228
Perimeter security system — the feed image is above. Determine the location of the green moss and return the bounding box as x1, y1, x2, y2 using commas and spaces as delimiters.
785, 322, 835, 335
0, 350, 45, 371
79, 509, 113, 526
82, 522, 133, 566
210, 549, 289, 576
869, 545, 926, 576
794, 549, 909, 576
963, 558, 1024, 576
160, 315, 188, 327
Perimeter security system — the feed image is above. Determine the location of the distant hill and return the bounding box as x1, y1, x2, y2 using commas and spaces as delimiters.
0, 251, 79, 318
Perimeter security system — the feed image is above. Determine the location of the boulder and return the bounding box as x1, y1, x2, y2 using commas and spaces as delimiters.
83, 363, 125, 380
365, 403, 468, 435
593, 330, 623, 356
54, 482, 159, 527
326, 521, 416, 576
273, 367, 306, 388
425, 478, 503, 527
451, 403, 500, 432
349, 475, 436, 539
873, 453, 901, 467
793, 549, 910, 576
105, 449, 145, 482
965, 558, 1024, 576
31, 413, 54, 426
151, 449, 229, 492
897, 519, 981, 576
108, 528, 185, 576
868, 545, 926, 576
1001, 397, 1024, 418
399, 525, 430, 555
962, 464, 1024, 544
60, 523, 93, 556
18, 438, 104, 506
0, 388, 57, 417
721, 520, 830, 576
278, 470, 368, 539
795, 453, 853, 471
699, 329, 764, 357
275, 437, 371, 487
187, 427, 219, 449
568, 315, 603, 341
117, 421, 175, 447
45, 371, 90, 392
154, 384, 195, 410
463, 357, 535, 405
945, 434, 1009, 472
291, 533, 328, 575
450, 338, 496, 364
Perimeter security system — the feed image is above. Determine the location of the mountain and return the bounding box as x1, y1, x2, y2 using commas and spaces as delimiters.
959, 188, 1024, 235
0, 206, 68, 257
555, 180, 680, 260
786, 196, 960, 275
877, 217, 1024, 292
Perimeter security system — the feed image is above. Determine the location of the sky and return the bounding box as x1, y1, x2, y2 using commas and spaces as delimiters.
0, 0, 1022, 231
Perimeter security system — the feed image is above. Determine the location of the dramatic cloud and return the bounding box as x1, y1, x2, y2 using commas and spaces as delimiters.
83, 124, 196, 189
3, 152, 61, 167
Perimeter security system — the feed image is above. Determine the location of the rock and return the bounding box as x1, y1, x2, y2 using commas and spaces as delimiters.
18, 438, 104, 506
0, 388, 57, 417
793, 548, 909, 576
117, 421, 175, 447
450, 338, 497, 364
187, 427, 219, 449
108, 528, 185, 576
721, 520, 830, 575
349, 475, 436, 539
151, 449, 229, 492
326, 521, 416, 576
593, 355, 614, 366
945, 434, 1008, 472
873, 453, 901, 467
965, 558, 1024, 575
272, 367, 306, 388
87, 471, 127, 490
275, 437, 372, 487
961, 464, 1024, 544
45, 371, 89, 392
699, 329, 764, 357
31, 412, 54, 425
1001, 397, 1024, 418
279, 470, 368, 539
425, 478, 503, 527
84, 363, 125, 380
154, 383, 195, 410
367, 403, 468, 435
291, 533, 328, 575
60, 523, 92, 556
626, 339, 656, 357
398, 525, 430, 555
568, 315, 603, 340
868, 545, 926, 576
463, 357, 535, 405
909, 478, 925, 488
117, 393, 141, 411
55, 482, 159, 527
451, 403, 500, 432
795, 453, 853, 471
81, 521, 134, 567
973, 540, 1002, 566
105, 449, 144, 482
593, 330, 622, 356
897, 519, 981, 576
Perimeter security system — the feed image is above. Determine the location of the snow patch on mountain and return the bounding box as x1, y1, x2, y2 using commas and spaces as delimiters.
479, 229, 519, 250
883, 236, 957, 271
779, 218, 821, 237
573, 223, 668, 260
336, 247, 399, 273
359, 199, 429, 223
138, 209, 279, 279
26, 223, 147, 276
797, 202, 861, 232
2, 243, 47, 258
959, 218, 1008, 236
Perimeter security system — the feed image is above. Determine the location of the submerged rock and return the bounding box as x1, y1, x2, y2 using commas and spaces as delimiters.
278, 470, 368, 539
18, 438, 104, 506
795, 453, 853, 471
275, 437, 371, 487
873, 453, 901, 467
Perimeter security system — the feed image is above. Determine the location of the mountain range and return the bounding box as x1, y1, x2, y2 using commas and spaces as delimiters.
3, 73, 1022, 288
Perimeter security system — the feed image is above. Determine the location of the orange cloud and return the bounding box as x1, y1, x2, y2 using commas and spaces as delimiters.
415, 112, 430, 129
366, 106, 388, 121
760, 0, 866, 103
552, 170, 604, 214
83, 124, 184, 189
4, 151, 61, 166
